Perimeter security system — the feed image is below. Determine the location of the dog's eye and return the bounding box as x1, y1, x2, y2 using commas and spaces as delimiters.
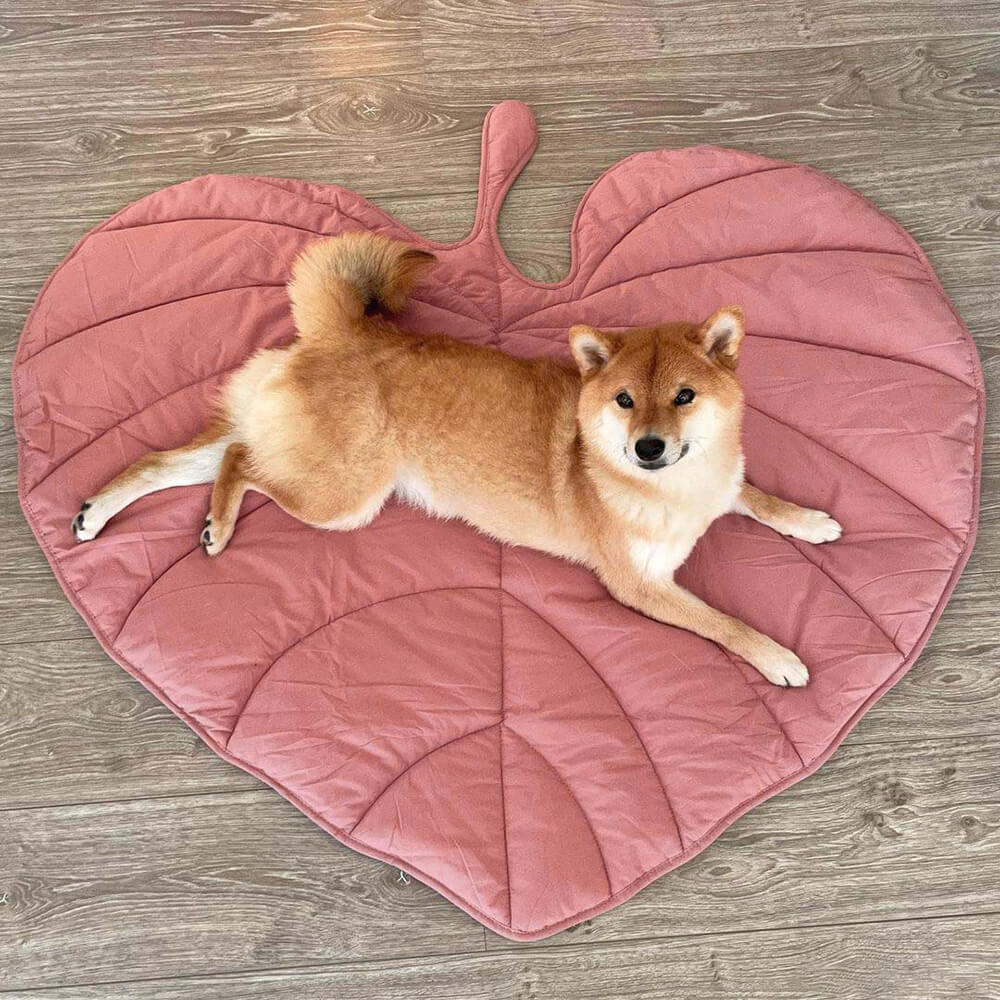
615, 391, 634, 409
674, 388, 696, 406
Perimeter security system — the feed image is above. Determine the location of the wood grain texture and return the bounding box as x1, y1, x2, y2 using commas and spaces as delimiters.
0, 790, 486, 991
0, 496, 95, 644
2, 916, 997, 999
1, 0, 998, 995
2, 736, 997, 988
0, 637, 261, 808
3, 35, 998, 209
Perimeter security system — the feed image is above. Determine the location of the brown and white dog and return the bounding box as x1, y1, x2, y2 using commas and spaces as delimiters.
73, 232, 841, 686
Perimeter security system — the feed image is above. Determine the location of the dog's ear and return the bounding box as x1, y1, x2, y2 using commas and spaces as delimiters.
569, 325, 622, 375
692, 307, 744, 370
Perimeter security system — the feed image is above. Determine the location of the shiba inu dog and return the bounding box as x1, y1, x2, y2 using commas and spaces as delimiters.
73, 232, 841, 686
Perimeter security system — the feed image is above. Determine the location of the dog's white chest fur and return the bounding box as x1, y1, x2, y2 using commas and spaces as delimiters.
628, 517, 708, 581
621, 459, 744, 582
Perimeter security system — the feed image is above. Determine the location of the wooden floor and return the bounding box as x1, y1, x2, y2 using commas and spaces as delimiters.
2, 3, 999, 997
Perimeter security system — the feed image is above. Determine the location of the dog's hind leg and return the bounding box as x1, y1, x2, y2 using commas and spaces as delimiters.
201, 442, 265, 556
201, 445, 395, 556
73, 421, 234, 541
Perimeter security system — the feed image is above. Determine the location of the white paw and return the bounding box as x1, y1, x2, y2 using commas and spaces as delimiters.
786, 508, 842, 545
71, 499, 109, 542
751, 643, 810, 688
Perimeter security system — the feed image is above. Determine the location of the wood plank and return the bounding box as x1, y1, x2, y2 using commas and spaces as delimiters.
0, 44, 872, 206
420, 0, 1000, 67
0, 494, 94, 645
4, 0, 998, 92
0, 636, 260, 809
2, 735, 997, 987
2, 35, 998, 215
3, 913, 997, 998
0, 790, 485, 991
0, 2, 423, 77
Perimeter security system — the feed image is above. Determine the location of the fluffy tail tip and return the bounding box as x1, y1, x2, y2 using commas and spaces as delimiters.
289, 232, 436, 335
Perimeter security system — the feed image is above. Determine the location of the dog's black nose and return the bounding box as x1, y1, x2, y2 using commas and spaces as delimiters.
634, 436, 666, 462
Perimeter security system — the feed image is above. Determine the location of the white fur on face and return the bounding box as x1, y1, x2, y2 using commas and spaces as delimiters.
586, 396, 732, 476
590, 404, 634, 472
674, 396, 728, 463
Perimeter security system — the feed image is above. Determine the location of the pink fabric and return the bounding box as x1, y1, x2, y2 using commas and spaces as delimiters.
13, 102, 984, 940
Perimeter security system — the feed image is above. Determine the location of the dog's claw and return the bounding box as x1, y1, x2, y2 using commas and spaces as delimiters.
200, 527, 212, 549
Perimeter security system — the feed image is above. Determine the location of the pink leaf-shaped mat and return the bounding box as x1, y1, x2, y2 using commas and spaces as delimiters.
13, 101, 984, 940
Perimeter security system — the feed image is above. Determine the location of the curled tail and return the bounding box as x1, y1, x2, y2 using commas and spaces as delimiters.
288, 231, 436, 340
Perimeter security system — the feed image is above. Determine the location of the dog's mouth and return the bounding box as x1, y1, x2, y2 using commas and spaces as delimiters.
629, 442, 690, 471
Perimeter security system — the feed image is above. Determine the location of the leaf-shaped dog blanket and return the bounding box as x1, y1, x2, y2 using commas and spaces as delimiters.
13, 101, 984, 940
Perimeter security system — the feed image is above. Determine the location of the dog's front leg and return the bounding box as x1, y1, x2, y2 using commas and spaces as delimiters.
602, 571, 810, 687
734, 483, 841, 545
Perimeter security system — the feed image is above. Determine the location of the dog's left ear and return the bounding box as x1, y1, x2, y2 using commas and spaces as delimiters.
569, 325, 622, 375
692, 306, 744, 370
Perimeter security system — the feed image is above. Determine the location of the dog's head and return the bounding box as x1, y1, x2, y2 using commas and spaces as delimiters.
569, 307, 745, 475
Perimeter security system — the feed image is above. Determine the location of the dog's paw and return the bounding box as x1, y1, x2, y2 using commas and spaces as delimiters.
750, 642, 810, 688
200, 516, 231, 557
785, 507, 842, 545
200, 516, 218, 556
71, 500, 103, 542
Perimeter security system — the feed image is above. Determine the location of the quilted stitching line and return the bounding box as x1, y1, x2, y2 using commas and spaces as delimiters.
505, 726, 613, 897
104, 213, 497, 329
347, 721, 503, 836
744, 400, 963, 541
502, 590, 685, 853
104, 215, 327, 237
26, 357, 255, 497
112, 499, 274, 645
244, 177, 397, 234
110, 176, 378, 234
762, 526, 905, 657
717, 646, 806, 768
224, 585, 504, 745
582, 245, 932, 301
407, 291, 496, 331
20, 282, 287, 365
497, 547, 513, 924
505, 245, 930, 334
579, 163, 796, 294
746, 330, 976, 388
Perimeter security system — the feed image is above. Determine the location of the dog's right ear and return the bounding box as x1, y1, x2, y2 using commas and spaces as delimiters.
569, 325, 622, 375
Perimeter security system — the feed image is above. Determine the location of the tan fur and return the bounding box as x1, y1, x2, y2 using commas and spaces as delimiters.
74, 233, 842, 686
